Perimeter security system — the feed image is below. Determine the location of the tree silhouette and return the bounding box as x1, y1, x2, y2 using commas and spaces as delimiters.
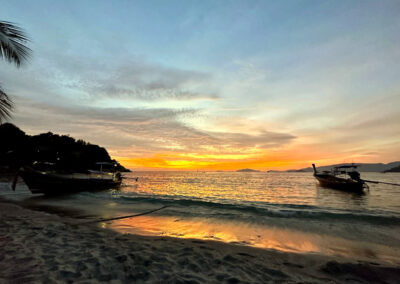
0, 21, 31, 123
0, 123, 129, 172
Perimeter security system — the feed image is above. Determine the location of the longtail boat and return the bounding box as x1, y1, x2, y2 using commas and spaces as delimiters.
14, 162, 122, 195
312, 164, 368, 193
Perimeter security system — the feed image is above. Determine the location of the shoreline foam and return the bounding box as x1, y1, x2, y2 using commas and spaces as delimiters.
1, 201, 400, 283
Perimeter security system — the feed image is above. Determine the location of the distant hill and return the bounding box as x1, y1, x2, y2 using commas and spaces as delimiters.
292, 162, 400, 173
0, 123, 129, 172
384, 165, 400, 173
237, 168, 260, 172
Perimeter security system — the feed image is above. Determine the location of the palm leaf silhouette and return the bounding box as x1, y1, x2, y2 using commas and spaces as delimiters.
0, 21, 31, 66
0, 21, 31, 122
0, 85, 13, 123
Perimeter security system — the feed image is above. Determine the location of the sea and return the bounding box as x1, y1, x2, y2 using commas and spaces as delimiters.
3, 171, 400, 265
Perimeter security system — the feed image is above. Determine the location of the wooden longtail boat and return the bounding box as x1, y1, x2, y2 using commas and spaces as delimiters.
312, 164, 367, 193
16, 162, 122, 195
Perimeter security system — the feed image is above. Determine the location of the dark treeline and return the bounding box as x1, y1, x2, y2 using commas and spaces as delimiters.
0, 123, 129, 172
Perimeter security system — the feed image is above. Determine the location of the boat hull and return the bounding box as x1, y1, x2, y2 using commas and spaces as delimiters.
314, 174, 365, 193
20, 169, 122, 194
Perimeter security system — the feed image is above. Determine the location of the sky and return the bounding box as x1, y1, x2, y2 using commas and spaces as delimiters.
1, 0, 399, 170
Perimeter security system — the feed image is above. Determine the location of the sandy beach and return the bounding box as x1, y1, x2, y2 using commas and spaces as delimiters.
0, 199, 399, 283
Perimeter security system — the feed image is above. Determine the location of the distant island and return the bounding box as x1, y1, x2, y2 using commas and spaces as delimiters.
237, 168, 260, 172
281, 162, 400, 173
0, 123, 129, 173
267, 169, 307, 173
384, 165, 400, 173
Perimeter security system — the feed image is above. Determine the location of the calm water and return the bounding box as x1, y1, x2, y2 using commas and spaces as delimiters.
4, 171, 400, 264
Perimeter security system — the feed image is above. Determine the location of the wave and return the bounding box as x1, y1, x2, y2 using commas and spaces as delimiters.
76, 191, 400, 226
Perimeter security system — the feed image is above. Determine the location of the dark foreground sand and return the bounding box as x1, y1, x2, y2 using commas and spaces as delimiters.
1, 201, 399, 284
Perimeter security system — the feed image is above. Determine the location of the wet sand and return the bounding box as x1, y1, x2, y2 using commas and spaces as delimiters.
1, 200, 400, 283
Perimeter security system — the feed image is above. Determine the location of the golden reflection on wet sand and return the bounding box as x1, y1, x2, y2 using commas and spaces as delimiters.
107, 216, 400, 265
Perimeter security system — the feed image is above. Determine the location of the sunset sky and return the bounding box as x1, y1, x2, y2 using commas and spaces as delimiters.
1, 0, 399, 170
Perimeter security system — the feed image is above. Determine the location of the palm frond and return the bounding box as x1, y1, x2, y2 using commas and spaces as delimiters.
0, 21, 31, 67
0, 84, 14, 123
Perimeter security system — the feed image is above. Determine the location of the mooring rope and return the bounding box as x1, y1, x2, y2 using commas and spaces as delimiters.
362, 179, 400, 187
123, 177, 139, 181
80, 205, 170, 224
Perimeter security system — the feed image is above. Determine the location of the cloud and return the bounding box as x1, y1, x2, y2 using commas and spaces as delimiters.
210, 130, 296, 150
47, 55, 218, 102
0, 54, 218, 107
12, 97, 296, 160
90, 84, 218, 101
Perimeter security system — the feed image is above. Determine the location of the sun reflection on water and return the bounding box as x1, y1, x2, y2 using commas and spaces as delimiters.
106, 215, 400, 265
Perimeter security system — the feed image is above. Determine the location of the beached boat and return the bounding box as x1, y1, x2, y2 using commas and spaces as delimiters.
16, 162, 122, 194
312, 164, 367, 192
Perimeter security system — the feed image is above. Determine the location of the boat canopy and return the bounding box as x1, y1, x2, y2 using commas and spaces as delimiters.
334, 165, 359, 169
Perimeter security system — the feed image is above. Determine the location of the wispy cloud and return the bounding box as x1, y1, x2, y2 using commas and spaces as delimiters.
0, 55, 218, 105
13, 97, 296, 160
51, 56, 218, 102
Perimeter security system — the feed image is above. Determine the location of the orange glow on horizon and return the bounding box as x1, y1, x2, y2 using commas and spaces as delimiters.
110, 140, 399, 171
112, 151, 353, 171
113, 153, 299, 171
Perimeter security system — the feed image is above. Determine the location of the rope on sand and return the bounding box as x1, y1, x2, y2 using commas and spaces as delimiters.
80, 205, 169, 224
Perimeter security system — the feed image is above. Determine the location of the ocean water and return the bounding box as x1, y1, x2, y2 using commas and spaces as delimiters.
5, 171, 400, 264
